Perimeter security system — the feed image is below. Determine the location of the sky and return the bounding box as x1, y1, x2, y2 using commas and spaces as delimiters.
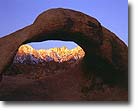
0, 0, 128, 49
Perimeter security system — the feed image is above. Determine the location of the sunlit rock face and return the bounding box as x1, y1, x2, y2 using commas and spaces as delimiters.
14, 44, 85, 64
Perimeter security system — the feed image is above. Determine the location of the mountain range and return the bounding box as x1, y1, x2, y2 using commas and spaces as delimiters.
13, 44, 85, 64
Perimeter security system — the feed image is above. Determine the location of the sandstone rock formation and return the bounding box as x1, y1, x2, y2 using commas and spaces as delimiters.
0, 8, 128, 87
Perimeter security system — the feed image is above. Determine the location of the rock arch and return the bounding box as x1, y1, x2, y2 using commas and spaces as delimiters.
0, 8, 128, 86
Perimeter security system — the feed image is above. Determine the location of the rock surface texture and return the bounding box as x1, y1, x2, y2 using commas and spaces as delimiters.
0, 8, 128, 100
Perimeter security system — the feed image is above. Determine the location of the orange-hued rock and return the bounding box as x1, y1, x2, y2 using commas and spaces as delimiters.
1, 57, 128, 101
0, 8, 128, 100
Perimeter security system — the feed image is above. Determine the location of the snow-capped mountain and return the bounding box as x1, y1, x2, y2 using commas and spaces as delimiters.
13, 44, 85, 64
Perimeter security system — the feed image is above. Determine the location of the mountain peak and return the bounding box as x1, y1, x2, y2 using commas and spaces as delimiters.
18, 44, 34, 54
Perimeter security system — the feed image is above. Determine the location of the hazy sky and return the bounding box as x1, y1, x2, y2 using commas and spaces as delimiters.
0, 0, 128, 49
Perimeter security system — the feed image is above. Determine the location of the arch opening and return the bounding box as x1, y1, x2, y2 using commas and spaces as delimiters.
4, 40, 85, 78
3, 31, 122, 86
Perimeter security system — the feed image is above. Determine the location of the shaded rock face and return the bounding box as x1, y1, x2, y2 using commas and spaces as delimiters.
0, 8, 128, 100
